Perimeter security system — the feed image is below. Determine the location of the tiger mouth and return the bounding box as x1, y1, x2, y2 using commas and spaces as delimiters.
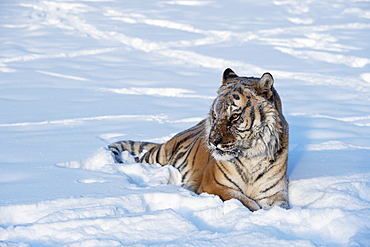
210, 146, 242, 161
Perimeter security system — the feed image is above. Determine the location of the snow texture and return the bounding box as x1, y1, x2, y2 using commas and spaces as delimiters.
1, 0, 370, 246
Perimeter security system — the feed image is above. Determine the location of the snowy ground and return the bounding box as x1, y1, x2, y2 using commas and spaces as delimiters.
1, 0, 370, 246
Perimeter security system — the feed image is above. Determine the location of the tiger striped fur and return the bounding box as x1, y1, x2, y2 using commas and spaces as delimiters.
108, 68, 289, 211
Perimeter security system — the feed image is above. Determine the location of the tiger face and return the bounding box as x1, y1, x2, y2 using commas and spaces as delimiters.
206, 69, 282, 161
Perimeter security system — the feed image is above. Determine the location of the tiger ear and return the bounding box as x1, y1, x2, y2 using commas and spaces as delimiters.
222, 68, 238, 84
259, 72, 274, 91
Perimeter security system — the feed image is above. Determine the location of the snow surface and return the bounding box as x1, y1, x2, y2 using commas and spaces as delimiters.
1, 0, 370, 246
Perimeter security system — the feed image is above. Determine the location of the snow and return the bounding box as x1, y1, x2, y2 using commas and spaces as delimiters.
0, 0, 369, 246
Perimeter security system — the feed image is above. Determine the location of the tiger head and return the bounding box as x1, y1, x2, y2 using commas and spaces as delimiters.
206, 68, 282, 161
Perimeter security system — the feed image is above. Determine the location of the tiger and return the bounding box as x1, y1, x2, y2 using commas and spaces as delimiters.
108, 68, 289, 211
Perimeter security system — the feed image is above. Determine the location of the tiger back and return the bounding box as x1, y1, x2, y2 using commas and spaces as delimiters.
108, 68, 289, 211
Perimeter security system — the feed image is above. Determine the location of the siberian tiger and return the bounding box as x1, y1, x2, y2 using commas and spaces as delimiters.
108, 68, 289, 211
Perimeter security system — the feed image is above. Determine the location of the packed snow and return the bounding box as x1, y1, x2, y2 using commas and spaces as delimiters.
1, 0, 370, 246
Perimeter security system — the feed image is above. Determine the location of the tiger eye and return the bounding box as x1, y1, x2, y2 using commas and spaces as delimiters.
230, 113, 240, 122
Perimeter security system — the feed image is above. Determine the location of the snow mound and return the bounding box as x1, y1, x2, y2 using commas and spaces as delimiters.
1, 166, 370, 246
57, 148, 182, 187
0, 150, 357, 246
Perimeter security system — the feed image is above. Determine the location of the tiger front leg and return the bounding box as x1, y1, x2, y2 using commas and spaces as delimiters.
198, 183, 261, 211
220, 188, 262, 211
197, 164, 261, 211
257, 191, 289, 210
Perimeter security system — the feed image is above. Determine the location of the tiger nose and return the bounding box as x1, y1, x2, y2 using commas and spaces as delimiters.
209, 136, 223, 148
